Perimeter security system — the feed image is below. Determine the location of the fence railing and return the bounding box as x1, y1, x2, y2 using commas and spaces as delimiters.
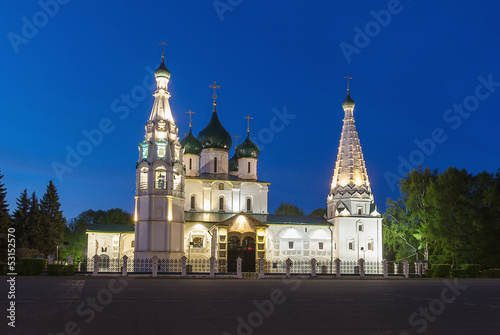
74, 255, 426, 278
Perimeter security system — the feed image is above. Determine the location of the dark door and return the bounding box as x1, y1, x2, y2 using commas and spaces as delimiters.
227, 236, 256, 272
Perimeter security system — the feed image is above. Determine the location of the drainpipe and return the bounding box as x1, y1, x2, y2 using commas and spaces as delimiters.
328, 221, 334, 274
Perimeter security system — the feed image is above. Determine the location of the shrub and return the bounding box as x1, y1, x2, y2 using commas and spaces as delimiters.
0, 262, 7, 276
17, 258, 47, 276
451, 269, 468, 278
47, 264, 75, 276
460, 264, 481, 278
482, 269, 500, 278
424, 269, 434, 278
432, 264, 451, 278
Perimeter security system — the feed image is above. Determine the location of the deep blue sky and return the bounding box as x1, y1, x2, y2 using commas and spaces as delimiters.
1, 0, 499, 220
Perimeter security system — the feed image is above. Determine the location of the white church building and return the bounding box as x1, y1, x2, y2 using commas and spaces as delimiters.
87, 55, 383, 271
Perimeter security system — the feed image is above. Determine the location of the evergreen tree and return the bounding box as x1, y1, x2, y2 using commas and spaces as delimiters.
0, 172, 11, 261
40, 181, 67, 256
308, 208, 326, 217
27, 192, 43, 253
12, 189, 30, 248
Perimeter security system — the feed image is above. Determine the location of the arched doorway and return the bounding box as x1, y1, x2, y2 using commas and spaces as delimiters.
227, 235, 256, 272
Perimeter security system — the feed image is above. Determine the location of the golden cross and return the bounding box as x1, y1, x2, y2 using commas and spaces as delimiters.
159, 41, 168, 58
232, 134, 241, 147
185, 110, 195, 128
344, 75, 352, 92
210, 81, 220, 100
244, 115, 253, 133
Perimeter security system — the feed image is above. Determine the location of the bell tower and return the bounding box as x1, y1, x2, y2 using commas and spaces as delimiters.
134, 52, 185, 259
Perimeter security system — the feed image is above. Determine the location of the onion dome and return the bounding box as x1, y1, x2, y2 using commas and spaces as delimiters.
180, 128, 202, 155
154, 56, 171, 79
342, 91, 355, 109
197, 104, 232, 150
229, 152, 239, 172
236, 133, 260, 158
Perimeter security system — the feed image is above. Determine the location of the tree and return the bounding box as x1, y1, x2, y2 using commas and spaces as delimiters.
100, 208, 134, 225
0, 172, 10, 261
39, 181, 67, 256
12, 189, 30, 249
274, 202, 304, 216
27, 192, 43, 253
309, 208, 326, 217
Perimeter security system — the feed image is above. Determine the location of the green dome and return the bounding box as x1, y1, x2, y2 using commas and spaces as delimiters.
154, 57, 171, 79
342, 92, 355, 109
180, 128, 202, 155
229, 152, 239, 172
197, 105, 232, 150
236, 133, 260, 158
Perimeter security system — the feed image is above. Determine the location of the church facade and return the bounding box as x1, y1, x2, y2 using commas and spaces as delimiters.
87, 56, 383, 269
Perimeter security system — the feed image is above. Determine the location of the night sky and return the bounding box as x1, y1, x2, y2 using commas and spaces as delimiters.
1, 0, 499, 220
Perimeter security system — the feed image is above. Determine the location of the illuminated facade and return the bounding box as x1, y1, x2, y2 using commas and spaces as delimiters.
87, 57, 382, 268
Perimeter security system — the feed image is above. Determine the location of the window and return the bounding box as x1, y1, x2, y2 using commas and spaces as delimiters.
246, 198, 252, 212
214, 157, 217, 173
156, 139, 167, 159
358, 223, 363, 232
219, 196, 225, 211
289, 241, 294, 249
319, 242, 324, 250
219, 183, 224, 190
190, 195, 196, 210
358, 207, 362, 215
192, 237, 203, 248
101, 247, 107, 252
248, 162, 251, 173
367, 240, 374, 251
189, 158, 192, 170
131, 241, 135, 248
140, 168, 148, 190
155, 168, 166, 189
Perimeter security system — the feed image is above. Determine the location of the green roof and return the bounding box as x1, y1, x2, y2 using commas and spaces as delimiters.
236, 133, 260, 158
86, 224, 135, 233
154, 57, 171, 79
197, 104, 232, 150
180, 128, 203, 155
342, 92, 355, 109
228, 152, 238, 171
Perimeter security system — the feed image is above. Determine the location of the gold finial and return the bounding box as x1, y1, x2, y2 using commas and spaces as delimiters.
344, 75, 352, 93
185, 110, 195, 128
159, 41, 168, 59
209, 81, 220, 104
244, 116, 253, 133
232, 134, 241, 147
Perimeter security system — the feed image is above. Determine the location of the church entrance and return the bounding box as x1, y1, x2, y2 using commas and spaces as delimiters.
227, 236, 256, 272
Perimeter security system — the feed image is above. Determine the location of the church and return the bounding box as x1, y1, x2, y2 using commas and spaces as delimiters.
86, 55, 383, 271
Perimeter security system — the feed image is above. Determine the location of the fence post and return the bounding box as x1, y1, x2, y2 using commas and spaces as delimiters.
210, 256, 216, 278
181, 256, 187, 276
68, 255, 74, 265
358, 258, 365, 277
311, 258, 317, 277
417, 261, 422, 277
285, 258, 292, 278
259, 258, 265, 279
403, 260, 409, 278
77, 261, 81, 272
334, 258, 341, 278
236, 257, 242, 278
423, 261, 429, 276
382, 259, 388, 278
152, 256, 158, 277
92, 255, 99, 276
122, 255, 128, 276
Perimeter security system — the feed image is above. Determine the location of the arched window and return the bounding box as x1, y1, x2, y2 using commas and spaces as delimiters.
248, 162, 251, 173
246, 198, 252, 212
140, 168, 148, 190
155, 168, 166, 189
190, 195, 196, 210
189, 158, 192, 170
214, 157, 218, 173
358, 223, 363, 232
219, 196, 225, 211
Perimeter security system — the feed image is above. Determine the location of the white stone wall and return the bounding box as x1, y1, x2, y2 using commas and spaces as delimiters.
200, 148, 228, 174
237, 158, 258, 180
86, 232, 135, 259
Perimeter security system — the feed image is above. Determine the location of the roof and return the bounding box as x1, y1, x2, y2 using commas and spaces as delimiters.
186, 173, 270, 184
184, 212, 329, 226
197, 105, 232, 150
86, 224, 135, 233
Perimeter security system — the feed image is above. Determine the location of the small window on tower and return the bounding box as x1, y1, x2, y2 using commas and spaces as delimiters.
248, 162, 251, 173
219, 183, 224, 190
190, 195, 196, 210
246, 198, 252, 212
219, 196, 225, 211
155, 169, 166, 189
214, 157, 218, 173
348, 242, 353, 250
131, 241, 135, 248
319, 242, 324, 250
189, 158, 192, 170
289, 241, 294, 250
